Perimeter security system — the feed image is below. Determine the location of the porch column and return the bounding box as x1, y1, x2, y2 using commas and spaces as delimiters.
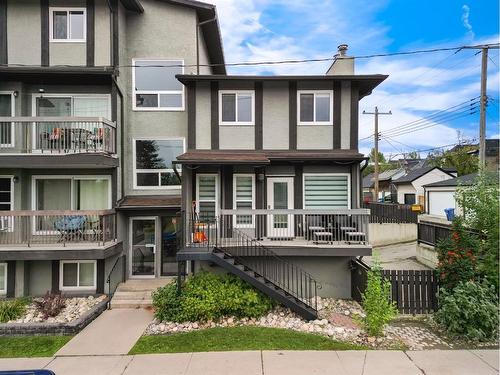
256, 168, 265, 239
294, 165, 303, 237
6, 261, 16, 298
51, 260, 60, 294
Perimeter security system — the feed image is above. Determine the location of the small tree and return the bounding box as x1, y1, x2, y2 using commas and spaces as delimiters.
361, 256, 397, 336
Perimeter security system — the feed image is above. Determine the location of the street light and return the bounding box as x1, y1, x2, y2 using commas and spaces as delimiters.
196, 17, 217, 75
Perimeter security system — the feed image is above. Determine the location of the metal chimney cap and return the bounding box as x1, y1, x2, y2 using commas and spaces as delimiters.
337, 44, 349, 56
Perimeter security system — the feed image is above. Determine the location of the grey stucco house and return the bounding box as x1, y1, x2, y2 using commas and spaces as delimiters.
0, 0, 222, 297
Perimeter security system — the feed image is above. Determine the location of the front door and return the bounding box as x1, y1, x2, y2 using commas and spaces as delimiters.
130, 218, 156, 278
266, 177, 294, 238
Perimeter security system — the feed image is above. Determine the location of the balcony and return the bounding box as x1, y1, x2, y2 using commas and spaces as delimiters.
183, 209, 371, 257
0, 210, 120, 260
0, 117, 117, 168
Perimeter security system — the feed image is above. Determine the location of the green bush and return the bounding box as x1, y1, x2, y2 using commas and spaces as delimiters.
0, 299, 27, 323
152, 271, 274, 323
434, 280, 499, 341
436, 218, 479, 290
361, 258, 397, 336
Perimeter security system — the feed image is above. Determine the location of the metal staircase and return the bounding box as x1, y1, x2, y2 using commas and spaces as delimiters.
183, 219, 320, 320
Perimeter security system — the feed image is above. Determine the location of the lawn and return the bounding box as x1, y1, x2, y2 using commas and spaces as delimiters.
0, 336, 72, 358
129, 326, 367, 354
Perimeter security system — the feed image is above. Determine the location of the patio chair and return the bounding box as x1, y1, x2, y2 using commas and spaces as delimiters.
54, 215, 87, 243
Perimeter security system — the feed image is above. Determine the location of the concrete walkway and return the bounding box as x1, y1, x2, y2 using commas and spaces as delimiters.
56, 308, 153, 356
0, 350, 497, 375
366, 241, 430, 270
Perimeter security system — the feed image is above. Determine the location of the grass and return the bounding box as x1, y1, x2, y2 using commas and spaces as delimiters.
129, 326, 368, 354
0, 336, 73, 358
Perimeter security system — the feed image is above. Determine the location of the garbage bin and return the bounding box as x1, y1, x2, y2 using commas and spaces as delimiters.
444, 208, 455, 221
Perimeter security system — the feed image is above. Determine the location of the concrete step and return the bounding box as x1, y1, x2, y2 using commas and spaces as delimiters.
112, 291, 152, 300
115, 278, 173, 292
110, 299, 153, 309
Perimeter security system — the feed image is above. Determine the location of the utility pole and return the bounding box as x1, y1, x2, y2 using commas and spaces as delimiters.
363, 107, 392, 202
479, 47, 488, 168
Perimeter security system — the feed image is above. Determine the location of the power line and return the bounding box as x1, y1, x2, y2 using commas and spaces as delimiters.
386, 139, 478, 157
2, 43, 499, 69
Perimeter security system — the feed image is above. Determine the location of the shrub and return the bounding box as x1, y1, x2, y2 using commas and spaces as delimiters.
153, 271, 274, 322
361, 258, 397, 336
0, 299, 27, 323
436, 218, 479, 290
434, 280, 499, 341
34, 293, 66, 319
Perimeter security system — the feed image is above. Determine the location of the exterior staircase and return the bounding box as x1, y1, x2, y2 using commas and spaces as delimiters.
110, 278, 173, 309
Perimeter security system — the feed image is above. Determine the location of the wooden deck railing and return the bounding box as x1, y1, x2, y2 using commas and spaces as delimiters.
0, 209, 116, 246
0, 117, 116, 154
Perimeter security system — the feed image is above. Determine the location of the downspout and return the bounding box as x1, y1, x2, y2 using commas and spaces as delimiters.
360, 158, 369, 204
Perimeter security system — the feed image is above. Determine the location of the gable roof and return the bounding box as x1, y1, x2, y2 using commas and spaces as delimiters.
423, 173, 478, 188
121, 0, 226, 74
362, 168, 404, 188
392, 166, 454, 184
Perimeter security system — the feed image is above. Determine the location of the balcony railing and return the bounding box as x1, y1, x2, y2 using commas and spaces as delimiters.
0, 210, 116, 247
0, 117, 116, 154
187, 209, 371, 247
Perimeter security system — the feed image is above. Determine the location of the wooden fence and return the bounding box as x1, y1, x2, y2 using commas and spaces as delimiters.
363, 203, 418, 224
351, 260, 439, 314
417, 221, 453, 246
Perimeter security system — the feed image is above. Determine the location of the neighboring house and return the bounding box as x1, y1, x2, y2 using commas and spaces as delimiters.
0, 0, 224, 297
392, 166, 455, 205
362, 168, 405, 202
463, 139, 499, 172
174, 45, 387, 313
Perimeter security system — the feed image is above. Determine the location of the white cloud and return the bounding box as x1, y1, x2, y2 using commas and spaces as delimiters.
461, 5, 475, 39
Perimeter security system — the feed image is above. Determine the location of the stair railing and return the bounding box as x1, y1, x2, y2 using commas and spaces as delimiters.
105, 254, 126, 309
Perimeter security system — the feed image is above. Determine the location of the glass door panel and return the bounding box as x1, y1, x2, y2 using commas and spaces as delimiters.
0, 94, 13, 146
160, 216, 179, 276
266, 177, 294, 238
131, 219, 156, 277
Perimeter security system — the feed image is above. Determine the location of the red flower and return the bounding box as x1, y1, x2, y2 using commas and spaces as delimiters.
452, 232, 460, 241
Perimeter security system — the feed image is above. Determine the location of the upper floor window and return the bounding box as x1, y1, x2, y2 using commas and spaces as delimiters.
297, 90, 333, 125
219, 91, 254, 125
50, 8, 86, 42
133, 138, 184, 189
133, 59, 184, 111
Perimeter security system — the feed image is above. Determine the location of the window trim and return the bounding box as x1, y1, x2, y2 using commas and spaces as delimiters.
0, 263, 6, 295
49, 7, 87, 43
0, 91, 15, 148
302, 173, 351, 209
132, 137, 185, 190
196, 173, 220, 219
218, 90, 255, 126
132, 58, 185, 112
59, 260, 97, 291
233, 173, 255, 228
297, 90, 334, 126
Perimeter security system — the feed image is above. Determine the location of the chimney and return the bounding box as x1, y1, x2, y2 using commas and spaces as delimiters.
326, 44, 354, 75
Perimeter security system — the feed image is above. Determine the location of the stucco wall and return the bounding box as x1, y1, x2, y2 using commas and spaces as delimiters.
94, 0, 111, 66
263, 81, 289, 150
297, 126, 333, 150
195, 82, 211, 149
27, 260, 52, 296
219, 127, 255, 149
369, 223, 417, 247
340, 81, 351, 149
7, 0, 41, 66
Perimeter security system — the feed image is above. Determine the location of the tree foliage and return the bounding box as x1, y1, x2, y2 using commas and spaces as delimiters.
428, 143, 478, 176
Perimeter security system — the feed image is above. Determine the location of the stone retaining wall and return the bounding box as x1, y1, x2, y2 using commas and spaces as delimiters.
0, 298, 108, 336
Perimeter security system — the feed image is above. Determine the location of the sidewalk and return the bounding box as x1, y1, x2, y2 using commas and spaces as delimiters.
0, 350, 497, 375
56, 308, 153, 356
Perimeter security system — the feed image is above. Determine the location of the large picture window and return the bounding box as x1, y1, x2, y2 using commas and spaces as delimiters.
60, 260, 96, 290
133, 59, 184, 110
303, 174, 350, 209
297, 91, 333, 125
219, 91, 254, 125
233, 174, 255, 227
50, 8, 86, 42
134, 139, 184, 189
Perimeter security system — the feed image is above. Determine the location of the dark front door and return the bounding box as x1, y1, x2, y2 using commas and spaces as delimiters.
160, 216, 180, 276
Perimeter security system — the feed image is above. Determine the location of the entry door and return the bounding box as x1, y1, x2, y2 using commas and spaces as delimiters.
267, 177, 294, 238
130, 218, 156, 278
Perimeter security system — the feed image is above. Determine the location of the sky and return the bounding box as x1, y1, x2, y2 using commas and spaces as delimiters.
207, 0, 500, 158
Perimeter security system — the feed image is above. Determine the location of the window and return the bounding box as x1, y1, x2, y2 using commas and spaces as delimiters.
233, 174, 255, 227
219, 91, 255, 125
404, 193, 416, 205
0, 263, 6, 295
60, 261, 96, 290
35, 95, 110, 118
50, 8, 86, 42
0, 177, 13, 232
196, 174, 218, 222
297, 91, 333, 125
0, 92, 14, 147
133, 59, 184, 110
134, 139, 184, 189
303, 174, 350, 209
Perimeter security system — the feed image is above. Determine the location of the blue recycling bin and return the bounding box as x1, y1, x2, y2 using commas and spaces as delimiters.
444, 208, 455, 221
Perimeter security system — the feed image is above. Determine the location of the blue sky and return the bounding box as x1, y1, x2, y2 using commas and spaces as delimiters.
210, 0, 500, 157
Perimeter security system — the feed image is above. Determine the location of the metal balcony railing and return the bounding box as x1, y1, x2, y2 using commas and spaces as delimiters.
0, 209, 116, 247
0, 117, 116, 154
